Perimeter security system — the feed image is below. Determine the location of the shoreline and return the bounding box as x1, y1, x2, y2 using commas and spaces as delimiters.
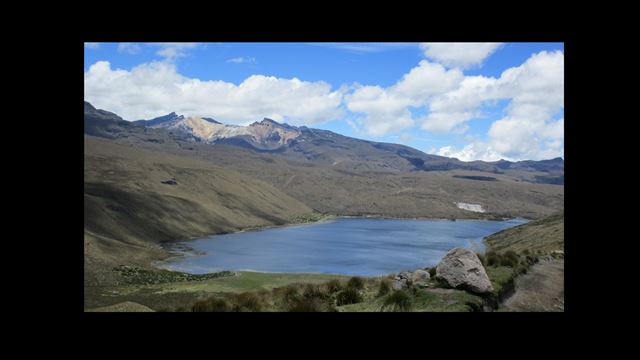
153, 214, 528, 273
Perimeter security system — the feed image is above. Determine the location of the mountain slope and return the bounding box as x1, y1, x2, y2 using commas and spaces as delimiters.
85, 102, 564, 221
484, 211, 565, 253
133, 108, 563, 181
84, 135, 314, 284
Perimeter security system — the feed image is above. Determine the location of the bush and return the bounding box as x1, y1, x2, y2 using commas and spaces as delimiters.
286, 297, 336, 312
192, 298, 232, 312
232, 292, 263, 312
377, 279, 391, 297
303, 284, 329, 300
428, 267, 437, 278
485, 250, 520, 268
501, 250, 519, 268
347, 276, 365, 290
275, 284, 300, 303
522, 249, 531, 256
382, 290, 412, 312
325, 279, 343, 293
476, 253, 486, 266
336, 287, 363, 306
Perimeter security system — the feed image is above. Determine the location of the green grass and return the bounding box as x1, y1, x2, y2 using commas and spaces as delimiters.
113, 265, 234, 285
381, 290, 412, 311
484, 212, 564, 254
485, 266, 517, 297
85, 270, 349, 311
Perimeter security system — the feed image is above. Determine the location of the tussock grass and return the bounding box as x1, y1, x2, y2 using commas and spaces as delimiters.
382, 290, 412, 312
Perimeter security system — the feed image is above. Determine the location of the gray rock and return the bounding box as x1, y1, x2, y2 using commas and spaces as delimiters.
392, 279, 408, 290
435, 247, 494, 294
392, 271, 413, 290
411, 269, 431, 288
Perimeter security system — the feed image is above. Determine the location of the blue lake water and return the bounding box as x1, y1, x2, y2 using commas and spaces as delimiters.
159, 217, 528, 276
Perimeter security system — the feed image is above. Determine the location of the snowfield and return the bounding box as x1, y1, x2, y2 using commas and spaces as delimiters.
455, 202, 485, 213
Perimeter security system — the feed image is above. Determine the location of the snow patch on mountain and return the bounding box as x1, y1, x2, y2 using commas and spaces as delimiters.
455, 202, 485, 213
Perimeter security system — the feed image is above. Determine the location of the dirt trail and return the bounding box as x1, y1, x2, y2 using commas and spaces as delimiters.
500, 259, 564, 312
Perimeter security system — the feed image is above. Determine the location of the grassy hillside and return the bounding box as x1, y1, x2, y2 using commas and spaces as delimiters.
484, 211, 564, 253
85, 135, 314, 284
108, 135, 564, 220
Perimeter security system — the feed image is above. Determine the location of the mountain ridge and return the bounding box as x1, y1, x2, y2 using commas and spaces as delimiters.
111, 103, 563, 180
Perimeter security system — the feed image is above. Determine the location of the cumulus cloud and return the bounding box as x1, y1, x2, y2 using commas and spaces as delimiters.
345, 60, 463, 136
226, 56, 256, 64
118, 42, 141, 54
345, 85, 414, 136
419, 43, 503, 69
427, 50, 564, 161
84, 60, 344, 124
437, 143, 505, 162
391, 60, 464, 103
420, 111, 475, 134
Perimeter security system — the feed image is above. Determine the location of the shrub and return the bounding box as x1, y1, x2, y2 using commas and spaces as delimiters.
428, 267, 437, 278
347, 276, 365, 290
192, 298, 232, 312
377, 279, 392, 297
501, 250, 519, 268
325, 279, 343, 293
286, 297, 336, 312
382, 290, 412, 312
303, 284, 329, 300
525, 255, 539, 265
522, 249, 531, 256
232, 292, 262, 312
476, 253, 486, 266
485, 251, 500, 267
336, 287, 363, 306
275, 284, 300, 303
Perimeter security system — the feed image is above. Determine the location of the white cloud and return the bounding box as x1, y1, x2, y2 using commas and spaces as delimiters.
148, 43, 200, 61
226, 56, 256, 64
420, 111, 475, 134
84, 60, 344, 124
344, 60, 463, 136
84, 42, 100, 49
420, 43, 503, 69
437, 143, 505, 162
118, 43, 141, 54
391, 60, 464, 104
345, 85, 414, 136
426, 50, 564, 161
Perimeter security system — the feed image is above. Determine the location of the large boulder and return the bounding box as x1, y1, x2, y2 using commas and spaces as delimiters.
435, 248, 493, 294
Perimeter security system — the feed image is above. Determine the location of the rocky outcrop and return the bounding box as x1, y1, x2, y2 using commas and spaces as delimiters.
435, 247, 493, 294
392, 269, 431, 290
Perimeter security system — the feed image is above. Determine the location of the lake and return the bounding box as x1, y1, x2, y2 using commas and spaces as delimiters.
159, 217, 528, 276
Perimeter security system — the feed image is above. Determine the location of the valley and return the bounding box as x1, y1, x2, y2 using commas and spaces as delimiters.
83, 102, 565, 312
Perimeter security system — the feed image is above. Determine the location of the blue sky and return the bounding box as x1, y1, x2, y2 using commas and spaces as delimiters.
84, 42, 564, 161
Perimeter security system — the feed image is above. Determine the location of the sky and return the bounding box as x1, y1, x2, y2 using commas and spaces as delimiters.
84, 42, 564, 161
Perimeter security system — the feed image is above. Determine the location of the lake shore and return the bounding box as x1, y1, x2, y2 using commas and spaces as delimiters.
155, 216, 528, 276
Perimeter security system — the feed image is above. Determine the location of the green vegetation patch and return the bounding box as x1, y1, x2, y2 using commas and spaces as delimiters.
113, 265, 234, 285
